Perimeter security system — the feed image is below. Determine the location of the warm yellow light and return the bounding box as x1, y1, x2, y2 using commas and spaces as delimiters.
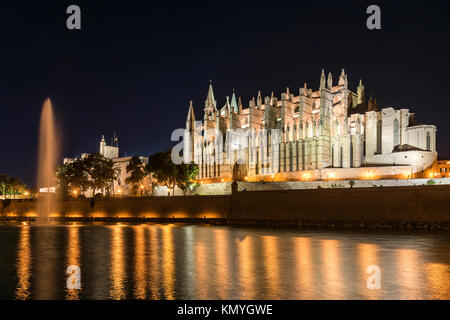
72, 190, 78, 195
118, 189, 122, 193
24, 191, 30, 196
244, 177, 248, 180
221, 179, 225, 182
200, 181, 204, 184
271, 175, 274, 178
140, 185, 144, 189
329, 173, 335, 179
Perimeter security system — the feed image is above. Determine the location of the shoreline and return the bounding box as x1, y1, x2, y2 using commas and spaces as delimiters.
0, 216, 448, 231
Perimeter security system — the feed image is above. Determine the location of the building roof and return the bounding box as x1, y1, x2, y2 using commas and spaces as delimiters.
393, 144, 426, 152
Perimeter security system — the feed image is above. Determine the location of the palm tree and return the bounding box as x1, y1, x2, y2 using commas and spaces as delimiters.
0, 174, 11, 199
9, 177, 25, 199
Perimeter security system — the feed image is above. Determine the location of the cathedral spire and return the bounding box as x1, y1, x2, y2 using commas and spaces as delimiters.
238, 97, 243, 114
327, 72, 333, 89
320, 69, 326, 89
338, 69, 347, 87
257, 90, 262, 107
186, 100, 196, 130
205, 81, 217, 111
357, 79, 365, 105
230, 89, 238, 113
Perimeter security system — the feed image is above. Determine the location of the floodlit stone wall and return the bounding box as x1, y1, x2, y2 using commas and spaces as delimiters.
154, 177, 450, 196
1, 185, 449, 227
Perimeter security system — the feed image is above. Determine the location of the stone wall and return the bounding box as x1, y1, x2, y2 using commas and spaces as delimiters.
1, 185, 449, 228
155, 177, 450, 196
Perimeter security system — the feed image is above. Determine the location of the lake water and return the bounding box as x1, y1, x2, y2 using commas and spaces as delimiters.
0, 222, 448, 300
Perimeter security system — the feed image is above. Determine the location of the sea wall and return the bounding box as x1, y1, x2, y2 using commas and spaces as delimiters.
1, 185, 449, 229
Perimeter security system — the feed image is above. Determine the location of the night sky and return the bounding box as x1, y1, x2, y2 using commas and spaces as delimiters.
0, 1, 449, 187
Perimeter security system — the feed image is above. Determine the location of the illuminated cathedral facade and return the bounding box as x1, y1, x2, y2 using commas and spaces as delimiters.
183, 70, 437, 182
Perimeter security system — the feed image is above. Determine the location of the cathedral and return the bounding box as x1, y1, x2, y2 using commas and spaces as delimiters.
183, 70, 437, 182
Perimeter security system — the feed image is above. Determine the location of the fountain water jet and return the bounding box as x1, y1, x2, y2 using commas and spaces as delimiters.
36, 98, 59, 224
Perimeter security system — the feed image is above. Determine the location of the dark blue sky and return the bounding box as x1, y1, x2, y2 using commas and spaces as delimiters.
0, 1, 449, 186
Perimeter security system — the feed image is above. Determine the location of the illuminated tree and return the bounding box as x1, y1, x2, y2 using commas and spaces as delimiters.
125, 155, 149, 196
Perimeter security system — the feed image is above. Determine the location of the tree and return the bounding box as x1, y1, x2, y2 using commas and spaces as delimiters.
9, 177, 26, 199
146, 150, 178, 196
56, 158, 91, 197
0, 174, 11, 198
125, 156, 149, 196
0, 174, 28, 199
146, 150, 199, 196
85, 153, 119, 196
176, 163, 199, 195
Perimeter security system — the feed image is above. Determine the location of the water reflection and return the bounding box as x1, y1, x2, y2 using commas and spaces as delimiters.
161, 225, 175, 300
110, 225, 126, 300
293, 237, 313, 299
357, 243, 380, 300
133, 225, 146, 299
4, 224, 449, 300
33, 226, 60, 300
15, 225, 31, 300
66, 225, 81, 300
214, 229, 230, 299
148, 225, 161, 299
396, 249, 422, 299
263, 236, 280, 298
237, 236, 255, 299
320, 239, 343, 299
425, 263, 450, 299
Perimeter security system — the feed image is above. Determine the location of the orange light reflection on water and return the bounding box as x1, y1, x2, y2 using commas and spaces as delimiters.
214, 229, 230, 299
161, 225, 175, 300
148, 225, 161, 299
320, 239, 343, 299
293, 237, 313, 299
66, 225, 81, 300
15, 225, 31, 300
396, 249, 422, 299
110, 225, 126, 300
262, 236, 280, 298
133, 225, 147, 300
357, 243, 380, 300
425, 263, 450, 300
237, 236, 254, 299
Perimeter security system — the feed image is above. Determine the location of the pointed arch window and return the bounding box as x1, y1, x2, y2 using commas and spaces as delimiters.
376, 120, 382, 154
393, 118, 400, 147
426, 132, 431, 151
